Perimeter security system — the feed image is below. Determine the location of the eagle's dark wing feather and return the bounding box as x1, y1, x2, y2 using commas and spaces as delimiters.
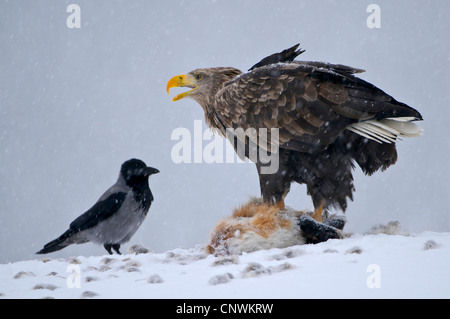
248, 43, 305, 71
303, 61, 365, 76
216, 62, 421, 153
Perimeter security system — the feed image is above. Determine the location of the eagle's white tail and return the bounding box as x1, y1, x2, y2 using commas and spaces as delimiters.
347, 117, 423, 144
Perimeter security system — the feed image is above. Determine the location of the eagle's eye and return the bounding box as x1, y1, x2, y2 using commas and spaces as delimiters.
194, 74, 203, 81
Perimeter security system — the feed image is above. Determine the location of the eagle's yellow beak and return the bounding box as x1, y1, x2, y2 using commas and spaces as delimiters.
166, 74, 198, 101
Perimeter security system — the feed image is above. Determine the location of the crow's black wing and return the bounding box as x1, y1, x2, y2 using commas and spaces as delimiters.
69, 192, 127, 232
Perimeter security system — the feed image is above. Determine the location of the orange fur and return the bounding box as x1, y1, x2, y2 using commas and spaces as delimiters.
207, 198, 302, 255
207, 218, 248, 254
232, 200, 269, 218
250, 205, 290, 238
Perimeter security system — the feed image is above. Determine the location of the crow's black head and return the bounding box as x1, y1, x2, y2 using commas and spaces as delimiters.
120, 159, 159, 187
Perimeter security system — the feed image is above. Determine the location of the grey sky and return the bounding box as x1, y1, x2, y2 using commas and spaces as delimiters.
1, 0, 449, 263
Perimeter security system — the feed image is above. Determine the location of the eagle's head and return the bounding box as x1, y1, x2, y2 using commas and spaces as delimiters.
166, 67, 242, 106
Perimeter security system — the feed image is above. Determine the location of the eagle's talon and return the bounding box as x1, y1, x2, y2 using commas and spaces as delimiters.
275, 200, 285, 210
311, 204, 324, 223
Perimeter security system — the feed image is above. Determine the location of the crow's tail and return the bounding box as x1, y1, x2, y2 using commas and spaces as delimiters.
36, 229, 74, 254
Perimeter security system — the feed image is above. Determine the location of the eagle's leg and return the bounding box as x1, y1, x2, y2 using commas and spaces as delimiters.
275, 200, 285, 210
256, 161, 291, 210
260, 182, 289, 211
311, 202, 324, 223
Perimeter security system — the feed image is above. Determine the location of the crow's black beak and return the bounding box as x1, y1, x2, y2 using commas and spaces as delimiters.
146, 167, 160, 176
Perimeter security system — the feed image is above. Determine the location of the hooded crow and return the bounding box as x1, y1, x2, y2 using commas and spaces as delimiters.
37, 159, 159, 255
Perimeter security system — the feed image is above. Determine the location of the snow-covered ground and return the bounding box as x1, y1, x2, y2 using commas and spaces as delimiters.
1, 226, 448, 299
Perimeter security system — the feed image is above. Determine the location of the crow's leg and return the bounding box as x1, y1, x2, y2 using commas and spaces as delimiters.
104, 244, 113, 255
112, 244, 121, 255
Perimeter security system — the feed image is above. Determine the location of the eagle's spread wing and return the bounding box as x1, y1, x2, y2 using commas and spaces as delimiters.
216, 62, 421, 153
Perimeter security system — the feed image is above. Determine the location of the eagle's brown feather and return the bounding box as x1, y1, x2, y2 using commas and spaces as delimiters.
168, 45, 422, 214
215, 62, 420, 154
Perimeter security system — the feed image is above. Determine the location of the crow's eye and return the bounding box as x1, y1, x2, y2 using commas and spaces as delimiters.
194, 74, 203, 81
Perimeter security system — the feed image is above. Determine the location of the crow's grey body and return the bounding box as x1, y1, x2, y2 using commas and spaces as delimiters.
66, 177, 148, 245
37, 159, 159, 255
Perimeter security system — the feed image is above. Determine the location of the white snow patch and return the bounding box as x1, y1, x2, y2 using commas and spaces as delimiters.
1, 231, 449, 299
